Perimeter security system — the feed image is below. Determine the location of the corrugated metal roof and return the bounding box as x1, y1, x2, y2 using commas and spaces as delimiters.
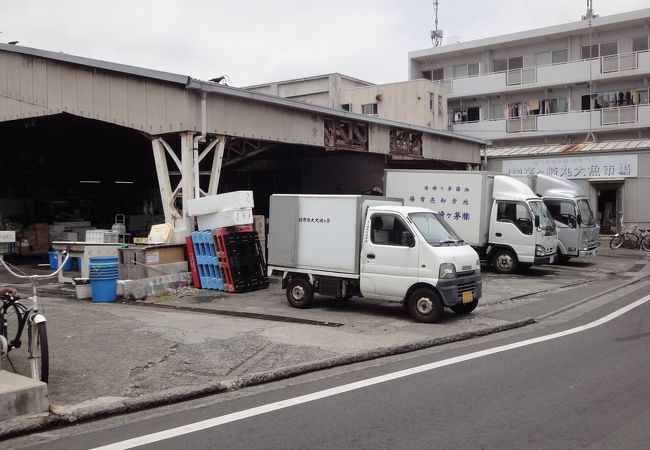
486, 139, 650, 158
0, 43, 486, 145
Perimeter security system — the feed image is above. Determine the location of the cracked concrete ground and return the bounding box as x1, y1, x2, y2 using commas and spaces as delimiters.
1, 242, 649, 412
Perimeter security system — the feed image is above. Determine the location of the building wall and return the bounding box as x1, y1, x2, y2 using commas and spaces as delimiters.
339, 80, 447, 129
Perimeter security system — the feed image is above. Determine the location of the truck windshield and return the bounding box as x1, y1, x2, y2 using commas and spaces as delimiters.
529, 200, 555, 230
577, 199, 596, 226
409, 212, 464, 245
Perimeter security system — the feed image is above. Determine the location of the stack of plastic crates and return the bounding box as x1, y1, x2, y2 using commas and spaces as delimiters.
215, 226, 268, 293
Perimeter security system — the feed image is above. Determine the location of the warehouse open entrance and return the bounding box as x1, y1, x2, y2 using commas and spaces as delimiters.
594, 182, 622, 234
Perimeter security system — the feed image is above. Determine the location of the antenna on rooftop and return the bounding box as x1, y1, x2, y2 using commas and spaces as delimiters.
582, 0, 598, 20
430, 0, 443, 46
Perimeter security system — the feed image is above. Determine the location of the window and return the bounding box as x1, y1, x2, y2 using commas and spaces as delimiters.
551, 49, 568, 64
535, 51, 551, 66
453, 64, 468, 78
496, 201, 533, 235
599, 41, 618, 57
548, 97, 568, 114
421, 70, 432, 80
543, 199, 577, 227
341, 103, 351, 111
370, 214, 413, 246
583, 41, 618, 58
493, 58, 507, 72
468, 62, 480, 76
409, 212, 463, 245
491, 102, 504, 120
632, 36, 649, 52
361, 103, 377, 115
429, 93, 434, 111
508, 56, 523, 70
438, 95, 444, 115
581, 44, 599, 59
432, 68, 444, 81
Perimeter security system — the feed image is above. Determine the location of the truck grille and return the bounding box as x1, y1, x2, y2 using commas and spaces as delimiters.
457, 270, 480, 297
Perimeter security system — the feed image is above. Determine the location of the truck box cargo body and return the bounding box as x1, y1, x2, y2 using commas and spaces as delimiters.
267, 194, 482, 323
515, 174, 599, 260
384, 170, 558, 274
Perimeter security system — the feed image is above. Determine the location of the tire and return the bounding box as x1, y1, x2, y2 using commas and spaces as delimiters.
609, 235, 623, 249
641, 235, 650, 252
450, 299, 478, 314
623, 233, 639, 249
407, 288, 443, 323
286, 277, 314, 309
28, 322, 48, 383
491, 248, 519, 274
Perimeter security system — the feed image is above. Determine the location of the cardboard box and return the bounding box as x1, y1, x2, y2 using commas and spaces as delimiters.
148, 223, 174, 244
187, 191, 254, 216
120, 261, 188, 280
119, 245, 187, 280
196, 208, 253, 230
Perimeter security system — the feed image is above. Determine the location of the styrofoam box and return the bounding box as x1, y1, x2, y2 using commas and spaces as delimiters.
196, 208, 253, 230
187, 191, 254, 216
0, 231, 16, 243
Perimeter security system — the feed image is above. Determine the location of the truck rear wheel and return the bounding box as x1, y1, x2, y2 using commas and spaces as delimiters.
408, 288, 443, 323
492, 248, 518, 274
286, 277, 314, 309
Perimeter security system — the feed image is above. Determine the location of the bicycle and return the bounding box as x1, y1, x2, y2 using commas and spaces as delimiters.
0, 251, 70, 383
609, 217, 644, 250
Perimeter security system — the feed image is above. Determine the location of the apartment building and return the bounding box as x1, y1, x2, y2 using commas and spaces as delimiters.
408, 8, 650, 147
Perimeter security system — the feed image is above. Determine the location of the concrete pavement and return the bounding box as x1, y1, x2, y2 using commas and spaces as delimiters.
1, 240, 649, 437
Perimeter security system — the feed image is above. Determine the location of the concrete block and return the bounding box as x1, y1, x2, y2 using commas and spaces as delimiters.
123, 272, 193, 299
0, 370, 48, 421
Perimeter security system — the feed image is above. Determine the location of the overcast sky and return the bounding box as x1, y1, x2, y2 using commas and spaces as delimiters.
2, 1, 649, 87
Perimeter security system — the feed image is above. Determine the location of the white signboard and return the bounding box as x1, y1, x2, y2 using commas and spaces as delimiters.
501, 154, 638, 179
0, 231, 16, 243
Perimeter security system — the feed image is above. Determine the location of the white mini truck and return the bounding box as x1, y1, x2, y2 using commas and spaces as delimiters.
266, 194, 482, 323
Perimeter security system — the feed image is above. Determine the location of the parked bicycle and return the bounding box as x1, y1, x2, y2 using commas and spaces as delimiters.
609, 218, 650, 251
0, 251, 70, 383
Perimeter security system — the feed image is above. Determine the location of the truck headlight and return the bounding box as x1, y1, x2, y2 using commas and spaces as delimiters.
439, 263, 456, 279
535, 245, 545, 256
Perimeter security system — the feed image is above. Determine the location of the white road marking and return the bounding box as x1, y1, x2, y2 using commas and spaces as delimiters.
93, 295, 650, 450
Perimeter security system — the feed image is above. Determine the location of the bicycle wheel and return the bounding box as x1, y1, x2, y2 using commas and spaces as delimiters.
609, 235, 624, 249
624, 232, 640, 249
642, 235, 650, 252
28, 322, 49, 383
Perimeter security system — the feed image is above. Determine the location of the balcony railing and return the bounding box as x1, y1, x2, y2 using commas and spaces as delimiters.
601, 105, 638, 125
506, 67, 536, 86
435, 50, 649, 97
601, 52, 638, 73
506, 116, 537, 133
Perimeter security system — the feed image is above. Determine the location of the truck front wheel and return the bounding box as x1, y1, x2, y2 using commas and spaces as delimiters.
450, 299, 478, 314
286, 277, 314, 309
408, 288, 443, 323
492, 248, 518, 274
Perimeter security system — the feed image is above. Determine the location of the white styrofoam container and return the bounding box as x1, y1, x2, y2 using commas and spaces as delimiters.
196, 208, 253, 230
0, 231, 16, 243
187, 191, 254, 217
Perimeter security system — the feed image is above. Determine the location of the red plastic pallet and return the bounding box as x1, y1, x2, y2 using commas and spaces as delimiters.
185, 236, 201, 288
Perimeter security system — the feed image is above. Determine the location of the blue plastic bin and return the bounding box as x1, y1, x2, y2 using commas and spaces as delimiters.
49, 251, 73, 270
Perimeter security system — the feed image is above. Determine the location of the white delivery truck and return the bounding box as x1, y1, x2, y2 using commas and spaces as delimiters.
267, 194, 482, 323
384, 170, 558, 274
514, 174, 599, 261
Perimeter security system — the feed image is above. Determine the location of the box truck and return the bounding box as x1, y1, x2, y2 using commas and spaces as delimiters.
384, 170, 558, 274
514, 174, 599, 261
267, 195, 481, 323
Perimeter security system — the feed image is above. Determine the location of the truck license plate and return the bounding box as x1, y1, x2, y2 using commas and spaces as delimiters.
462, 291, 473, 303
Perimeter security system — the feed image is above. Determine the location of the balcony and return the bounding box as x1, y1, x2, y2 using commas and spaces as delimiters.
451, 104, 650, 141
444, 51, 650, 99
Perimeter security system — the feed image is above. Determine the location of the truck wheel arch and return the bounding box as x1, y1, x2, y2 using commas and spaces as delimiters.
403, 282, 441, 306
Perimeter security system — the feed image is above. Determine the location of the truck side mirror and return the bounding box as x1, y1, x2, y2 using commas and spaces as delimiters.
401, 231, 415, 247
534, 215, 540, 228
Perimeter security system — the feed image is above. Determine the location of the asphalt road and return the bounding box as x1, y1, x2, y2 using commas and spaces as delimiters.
17, 282, 650, 450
